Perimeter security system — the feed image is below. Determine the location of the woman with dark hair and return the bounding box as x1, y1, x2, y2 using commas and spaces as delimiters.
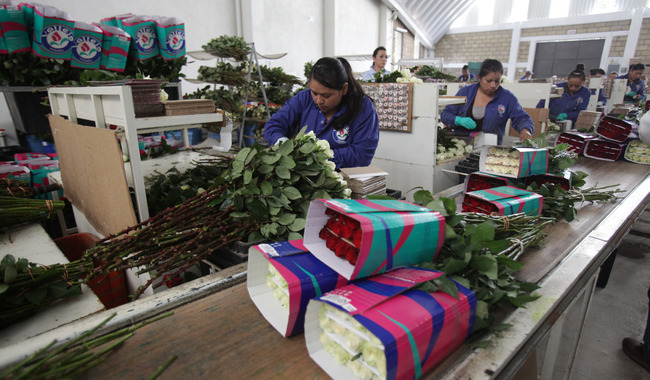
440, 58, 534, 145
617, 63, 646, 104
263, 57, 379, 169
361, 46, 390, 82
536, 64, 591, 125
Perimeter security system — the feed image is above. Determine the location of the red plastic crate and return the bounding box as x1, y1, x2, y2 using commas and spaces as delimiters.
584, 138, 626, 161
555, 131, 596, 155
54, 233, 128, 309
595, 116, 636, 143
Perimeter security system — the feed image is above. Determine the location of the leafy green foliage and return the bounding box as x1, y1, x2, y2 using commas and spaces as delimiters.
414, 65, 457, 81
372, 70, 403, 83
202, 35, 250, 61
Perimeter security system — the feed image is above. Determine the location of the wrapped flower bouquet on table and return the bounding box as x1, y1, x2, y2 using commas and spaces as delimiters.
624, 140, 650, 164
480, 146, 548, 178
304, 199, 446, 281
247, 240, 348, 337
584, 138, 627, 161
462, 185, 543, 216
555, 131, 596, 155
595, 116, 637, 143
305, 267, 476, 380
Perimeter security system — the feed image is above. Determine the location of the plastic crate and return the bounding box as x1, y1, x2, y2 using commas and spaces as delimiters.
54, 233, 128, 309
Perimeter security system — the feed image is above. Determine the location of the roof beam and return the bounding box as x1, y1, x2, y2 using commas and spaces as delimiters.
381, 0, 434, 49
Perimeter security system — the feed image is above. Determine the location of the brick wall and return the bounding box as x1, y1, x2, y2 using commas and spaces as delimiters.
436, 30, 512, 76
610, 36, 627, 57
636, 18, 650, 60
520, 20, 630, 37
394, 19, 415, 60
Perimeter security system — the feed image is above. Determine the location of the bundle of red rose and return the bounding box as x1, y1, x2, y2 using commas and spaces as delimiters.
318, 208, 362, 265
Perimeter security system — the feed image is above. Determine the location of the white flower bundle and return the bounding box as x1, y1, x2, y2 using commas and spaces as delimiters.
485, 147, 521, 175
318, 303, 387, 380
266, 263, 289, 309
436, 138, 473, 164
625, 140, 650, 164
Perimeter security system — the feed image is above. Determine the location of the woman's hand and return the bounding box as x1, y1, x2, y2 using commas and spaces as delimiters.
455, 116, 477, 130
519, 129, 532, 142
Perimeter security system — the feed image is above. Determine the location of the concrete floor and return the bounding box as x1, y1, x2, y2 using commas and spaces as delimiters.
571, 209, 650, 380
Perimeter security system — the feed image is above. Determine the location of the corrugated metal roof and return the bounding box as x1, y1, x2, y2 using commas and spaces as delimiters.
382, 0, 477, 49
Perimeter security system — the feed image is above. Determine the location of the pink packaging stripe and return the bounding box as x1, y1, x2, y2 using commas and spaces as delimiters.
522, 151, 537, 177
1, 21, 27, 32
271, 259, 304, 332
109, 46, 127, 55
355, 199, 413, 212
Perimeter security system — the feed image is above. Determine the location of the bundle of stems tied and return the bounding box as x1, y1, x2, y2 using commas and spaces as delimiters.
83, 129, 350, 299
0, 178, 34, 198
0, 196, 64, 228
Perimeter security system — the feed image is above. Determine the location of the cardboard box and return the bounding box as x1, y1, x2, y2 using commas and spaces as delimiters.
304, 267, 476, 380
555, 131, 597, 155
509, 107, 549, 138
480, 146, 548, 178
463, 171, 511, 193
584, 138, 627, 161
523, 171, 572, 190
14, 152, 51, 165
304, 199, 445, 281
574, 110, 603, 131
247, 240, 348, 337
624, 140, 650, 165
595, 116, 637, 143
462, 185, 543, 216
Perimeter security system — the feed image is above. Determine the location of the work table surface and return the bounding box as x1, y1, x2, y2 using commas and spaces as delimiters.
69, 158, 650, 379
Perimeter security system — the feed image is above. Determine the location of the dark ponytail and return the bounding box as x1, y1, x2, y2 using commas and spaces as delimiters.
569, 64, 586, 81
310, 57, 367, 131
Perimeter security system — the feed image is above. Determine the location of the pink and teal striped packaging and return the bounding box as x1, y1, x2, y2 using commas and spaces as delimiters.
31, 5, 74, 59
247, 240, 348, 337
463, 185, 543, 216
305, 267, 476, 380
70, 22, 102, 69
94, 23, 130, 72
0, 5, 30, 53
154, 16, 185, 60
304, 199, 446, 281
480, 146, 549, 178
121, 16, 159, 60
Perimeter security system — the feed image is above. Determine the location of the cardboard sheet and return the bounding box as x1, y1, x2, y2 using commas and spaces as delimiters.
48, 115, 137, 236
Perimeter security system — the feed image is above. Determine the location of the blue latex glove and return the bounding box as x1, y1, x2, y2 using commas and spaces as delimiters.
455, 116, 477, 130
556, 113, 567, 121
626, 91, 637, 98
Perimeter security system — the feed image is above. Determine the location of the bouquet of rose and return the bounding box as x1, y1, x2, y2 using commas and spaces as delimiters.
318, 208, 362, 265
555, 131, 596, 155
464, 172, 509, 192
624, 139, 650, 164
595, 116, 636, 143
584, 138, 626, 161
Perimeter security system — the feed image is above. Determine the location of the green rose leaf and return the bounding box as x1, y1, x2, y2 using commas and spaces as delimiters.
433, 276, 459, 299
247, 198, 269, 221
4, 264, 17, 284
0, 283, 8, 294
277, 212, 297, 226
244, 148, 257, 165
312, 190, 331, 199
443, 257, 467, 275
475, 300, 490, 320
247, 231, 264, 242
262, 153, 281, 165
231, 160, 244, 175
483, 239, 510, 254
413, 189, 434, 206
230, 211, 249, 218
243, 170, 253, 184
283, 186, 302, 200
425, 200, 448, 216
288, 232, 303, 240
277, 139, 294, 156
279, 155, 296, 169
268, 206, 281, 215
260, 181, 273, 195
468, 221, 495, 243
258, 164, 274, 174
275, 166, 291, 179
299, 142, 317, 154
25, 288, 47, 305
288, 217, 306, 232
235, 147, 251, 162
470, 254, 499, 279
496, 254, 524, 270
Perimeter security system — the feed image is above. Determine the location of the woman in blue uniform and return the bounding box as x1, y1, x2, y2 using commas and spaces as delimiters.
263, 57, 379, 169
617, 63, 645, 104
361, 47, 390, 82
440, 59, 534, 145
458, 65, 475, 81
536, 65, 591, 125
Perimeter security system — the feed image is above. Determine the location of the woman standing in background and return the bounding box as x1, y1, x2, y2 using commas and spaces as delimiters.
361, 47, 391, 82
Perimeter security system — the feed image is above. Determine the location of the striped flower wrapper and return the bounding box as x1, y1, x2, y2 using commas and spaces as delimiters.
304, 199, 446, 281
480, 145, 548, 178
93, 23, 130, 72
305, 267, 476, 380
555, 131, 597, 155
31, 4, 74, 60
462, 185, 543, 216
247, 240, 348, 337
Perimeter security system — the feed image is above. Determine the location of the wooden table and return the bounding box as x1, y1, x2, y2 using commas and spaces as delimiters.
38, 160, 650, 379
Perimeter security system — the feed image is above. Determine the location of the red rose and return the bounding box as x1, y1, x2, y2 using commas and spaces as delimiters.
326, 236, 338, 251
346, 248, 358, 265
353, 229, 362, 248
